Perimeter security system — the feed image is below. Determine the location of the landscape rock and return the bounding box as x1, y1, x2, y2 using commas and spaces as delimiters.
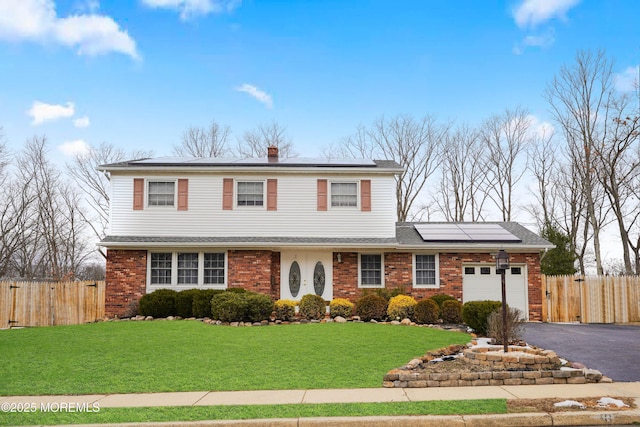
390, 320, 401, 325
400, 318, 411, 325
144, 316, 153, 321
334, 316, 347, 323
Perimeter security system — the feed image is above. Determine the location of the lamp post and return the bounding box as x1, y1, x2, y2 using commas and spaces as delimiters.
495, 249, 510, 353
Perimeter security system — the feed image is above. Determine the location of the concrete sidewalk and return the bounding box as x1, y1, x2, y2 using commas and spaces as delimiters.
2, 383, 639, 426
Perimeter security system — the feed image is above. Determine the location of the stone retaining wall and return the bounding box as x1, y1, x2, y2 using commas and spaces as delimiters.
462, 346, 561, 371
383, 368, 600, 388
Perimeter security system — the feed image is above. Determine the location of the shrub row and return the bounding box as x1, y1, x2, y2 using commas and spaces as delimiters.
140, 289, 504, 335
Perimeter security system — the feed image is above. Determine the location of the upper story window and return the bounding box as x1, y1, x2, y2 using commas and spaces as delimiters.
148, 181, 175, 207
237, 181, 264, 207
414, 254, 439, 288
331, 182, 357, 207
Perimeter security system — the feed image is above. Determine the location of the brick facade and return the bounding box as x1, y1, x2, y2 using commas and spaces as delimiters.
227, 250, 280, 299
105, 249, 147, 318
104, 248, 542, 321
330, 251, 542, 321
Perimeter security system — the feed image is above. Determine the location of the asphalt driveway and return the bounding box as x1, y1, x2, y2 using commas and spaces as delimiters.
523, 323, 640, 382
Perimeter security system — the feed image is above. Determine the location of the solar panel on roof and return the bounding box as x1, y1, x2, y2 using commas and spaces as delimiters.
414, 223, 521, 243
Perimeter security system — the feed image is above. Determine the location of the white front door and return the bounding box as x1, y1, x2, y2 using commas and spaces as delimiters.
280, 251, 333, 301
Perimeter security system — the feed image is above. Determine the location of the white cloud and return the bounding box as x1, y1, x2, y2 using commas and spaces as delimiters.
142, 0, 241, 20
236, 83, 273, 109
512, 29, 555, 55
27, 101, 75, 125
513, 0, 581, 28
0, 0, 139, 59
73, 116, 90, 128
614, 66, 639, 93
529, 115, 555, 139
58, 139, 90, 156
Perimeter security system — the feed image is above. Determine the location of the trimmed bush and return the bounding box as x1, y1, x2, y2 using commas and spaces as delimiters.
192, 289, 223, 318
226, 287, 248, 294
274, 299, 296, 321
329, 298, 354, 318
211, 292, 249, 322
355, 294, 387, 322
441, 299, 463, 324
245, 293, 274, 323
362, 286, 405, 302
462, 300, 502, 336
175, 289, 200, 318
299, 294, 326, 320
487, 307, 526, 345
387, 295, 417, 321
414, 298, 439, 324
138, 289, 178, 318
429, 293, 456, 311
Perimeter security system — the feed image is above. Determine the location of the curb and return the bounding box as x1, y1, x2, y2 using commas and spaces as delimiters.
49, 408, 640, 427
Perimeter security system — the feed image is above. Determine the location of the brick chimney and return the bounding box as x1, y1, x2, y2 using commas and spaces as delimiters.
267, 145, 278, 162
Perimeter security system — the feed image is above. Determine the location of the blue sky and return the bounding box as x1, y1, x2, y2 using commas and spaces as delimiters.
0, 0, 638, 163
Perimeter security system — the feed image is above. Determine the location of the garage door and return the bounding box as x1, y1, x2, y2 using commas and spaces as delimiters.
462, 264, 529, 320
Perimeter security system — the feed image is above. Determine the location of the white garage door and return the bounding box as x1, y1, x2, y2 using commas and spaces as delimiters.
462, 264, 529, 320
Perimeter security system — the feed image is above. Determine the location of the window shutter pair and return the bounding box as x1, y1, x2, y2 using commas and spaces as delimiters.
133, 178, 188, 210
223, 178, 277, 210
317, 179, 371, 211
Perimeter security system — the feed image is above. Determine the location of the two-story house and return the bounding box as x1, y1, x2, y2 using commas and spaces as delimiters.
98, 147, 553, 320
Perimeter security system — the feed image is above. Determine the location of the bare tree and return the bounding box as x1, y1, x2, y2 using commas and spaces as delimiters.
480, 106, 532, 221
595, 94, 640, 273
545, 50, 615, 275
173, 120, 231, 157
14, 136, 90, 280
434, 124, 490, 221
337, 114, 446, 222
526, 126, 559, 230
67, 142, 152, 258
235, 121, 297, 158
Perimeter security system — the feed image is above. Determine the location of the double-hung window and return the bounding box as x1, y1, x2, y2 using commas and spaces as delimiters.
414, 254, 439, 288
237, 181, 264, 207
148, 181, 175, 207
150, 253, 172, 284
177, 253, 198, 285
331, 182, 357, 207
204, 253, 225, 285
359, 254, 383, 287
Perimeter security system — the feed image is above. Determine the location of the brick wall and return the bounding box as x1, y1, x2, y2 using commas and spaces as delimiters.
105, 249, 147, 318
331, 251, 543, 321
333, 252, 359, 300
228, 250, 279, 298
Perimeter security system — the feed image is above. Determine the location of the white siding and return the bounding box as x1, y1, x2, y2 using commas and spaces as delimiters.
109, 172, 397, 238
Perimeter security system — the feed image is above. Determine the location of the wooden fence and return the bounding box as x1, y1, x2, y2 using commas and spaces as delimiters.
542, 275, 640, 323
0, 280, 105, 328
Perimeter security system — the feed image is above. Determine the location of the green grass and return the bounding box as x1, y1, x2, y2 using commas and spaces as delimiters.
0, 400, 506, 426
0, 321, 469, 396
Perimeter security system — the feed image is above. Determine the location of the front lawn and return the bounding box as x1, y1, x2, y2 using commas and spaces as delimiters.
0, 400, 506, 426
0, 321, 469, 396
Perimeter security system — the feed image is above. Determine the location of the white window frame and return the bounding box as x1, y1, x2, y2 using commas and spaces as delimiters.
413, 253, 440, 288
358, 253, 385, 288
147, 250, 228, 290
147, 179, 177, 208
236, 180, 266, 208
330, 181, 359, 208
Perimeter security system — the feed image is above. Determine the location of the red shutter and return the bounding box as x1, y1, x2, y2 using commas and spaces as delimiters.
361, 179, 371, 212
267, 179, 277, 211
177, 179, 188, 211
133, 178, 144, 210
317, 179, 327, 211
223, 178, 234, 210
